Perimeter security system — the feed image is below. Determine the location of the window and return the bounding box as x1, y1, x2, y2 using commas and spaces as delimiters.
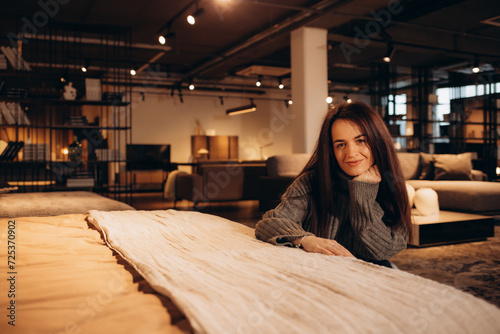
388, 94, 407, 149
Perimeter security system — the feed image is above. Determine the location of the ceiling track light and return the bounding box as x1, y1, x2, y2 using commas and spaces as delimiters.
256, 75, 262, 87
472, 56, 480, 73
81, 59, 90, 73
158, 31, 176, 45
227, 98, 256, 116
278, 78, 284, 89
187, 2, 205, 25
383, 44, 395, 63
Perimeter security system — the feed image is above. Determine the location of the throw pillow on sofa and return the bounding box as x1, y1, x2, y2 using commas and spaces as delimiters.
397, 152, 421, 180
433, 152, 473, 180
418, 152, 434, 180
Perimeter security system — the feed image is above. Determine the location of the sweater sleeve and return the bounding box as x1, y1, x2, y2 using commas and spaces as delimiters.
347, 180, 408, 260
255, 174, 315, 246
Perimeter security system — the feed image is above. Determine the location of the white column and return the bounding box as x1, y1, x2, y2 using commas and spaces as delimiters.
290, 27, 329, 153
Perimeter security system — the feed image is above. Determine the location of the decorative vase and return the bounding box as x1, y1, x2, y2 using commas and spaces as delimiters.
68, 136, 82, 162
63, 82, 77, 100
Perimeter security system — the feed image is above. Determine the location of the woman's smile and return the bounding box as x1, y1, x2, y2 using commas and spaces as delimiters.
331, 119, 374, 177
345, 159, 363, 167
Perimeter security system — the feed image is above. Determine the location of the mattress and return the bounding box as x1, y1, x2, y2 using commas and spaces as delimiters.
0, 191, 134, 218
88, 209, 500, 334
1, 210, 499, 334
0, 214, 191, 334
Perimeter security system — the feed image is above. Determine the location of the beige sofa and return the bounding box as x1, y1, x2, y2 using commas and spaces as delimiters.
399, 152, 500, 215
258, 153, 500, 215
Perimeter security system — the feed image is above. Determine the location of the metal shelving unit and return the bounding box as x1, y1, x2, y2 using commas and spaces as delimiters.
0, 20, 132, 202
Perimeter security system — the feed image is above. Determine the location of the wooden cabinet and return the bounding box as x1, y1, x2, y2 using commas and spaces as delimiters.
191, 135, 238, 161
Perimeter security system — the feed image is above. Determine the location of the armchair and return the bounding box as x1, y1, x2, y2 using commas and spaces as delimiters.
258, 154, 311, 212
173, 161, 267, 206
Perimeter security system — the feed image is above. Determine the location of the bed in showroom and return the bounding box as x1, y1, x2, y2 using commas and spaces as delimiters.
1, 207, 499, 333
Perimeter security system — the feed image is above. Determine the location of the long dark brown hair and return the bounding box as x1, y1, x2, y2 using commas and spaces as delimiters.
299, 101, 412, 242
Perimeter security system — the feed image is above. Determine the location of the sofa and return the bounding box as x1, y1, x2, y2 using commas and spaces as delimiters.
399, 152, 500, 215
258, 154, 310, 211
258, 153, 500, 215
173, 160, 267, 206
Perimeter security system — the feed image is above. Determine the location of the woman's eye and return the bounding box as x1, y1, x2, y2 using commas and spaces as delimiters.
356, 139, 366, 144
336, 143, 345, 149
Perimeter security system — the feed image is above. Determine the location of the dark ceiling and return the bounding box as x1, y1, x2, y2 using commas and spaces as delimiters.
1, 0, 500, 94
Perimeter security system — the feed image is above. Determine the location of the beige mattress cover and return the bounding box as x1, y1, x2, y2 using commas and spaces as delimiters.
0, 214, 191, 334
88, 210, 500, 334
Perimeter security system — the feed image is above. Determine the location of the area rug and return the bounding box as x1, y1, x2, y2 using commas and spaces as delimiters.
391, 225, 500, 308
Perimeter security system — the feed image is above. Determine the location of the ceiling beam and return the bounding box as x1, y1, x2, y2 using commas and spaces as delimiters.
238, 0, 324, 13
176, 0, 355, 84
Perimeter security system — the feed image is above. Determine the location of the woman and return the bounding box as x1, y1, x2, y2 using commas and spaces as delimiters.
255, 102, 411, 266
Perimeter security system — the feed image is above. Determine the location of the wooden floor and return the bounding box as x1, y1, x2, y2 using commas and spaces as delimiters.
130, 192, 263, 228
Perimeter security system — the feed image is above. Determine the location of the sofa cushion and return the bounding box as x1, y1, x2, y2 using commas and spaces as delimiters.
266, 154, 311, 178
418, 152, 434, 180
397, 152, 421, 180
433, 153, 473, 180
406, 180, 500, 213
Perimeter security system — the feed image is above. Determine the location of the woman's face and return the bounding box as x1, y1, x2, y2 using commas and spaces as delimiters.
331, 119, 374, 177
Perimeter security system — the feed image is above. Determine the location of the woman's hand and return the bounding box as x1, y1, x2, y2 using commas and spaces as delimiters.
296, 236, 355, 257
352, 165, 381, 183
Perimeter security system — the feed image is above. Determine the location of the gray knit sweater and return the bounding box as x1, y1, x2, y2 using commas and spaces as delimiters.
255, 172, 408, 261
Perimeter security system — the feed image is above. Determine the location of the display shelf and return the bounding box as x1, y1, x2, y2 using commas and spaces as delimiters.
0, 124, 131, 130
0, 20, 132, 202
379, 68, 498, 180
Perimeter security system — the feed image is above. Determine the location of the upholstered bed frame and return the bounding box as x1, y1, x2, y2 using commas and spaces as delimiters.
0, 191, 133, 218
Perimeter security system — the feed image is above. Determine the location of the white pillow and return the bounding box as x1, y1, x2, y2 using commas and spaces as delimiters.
406, 183, 415, 207
414, 188, 439, 216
